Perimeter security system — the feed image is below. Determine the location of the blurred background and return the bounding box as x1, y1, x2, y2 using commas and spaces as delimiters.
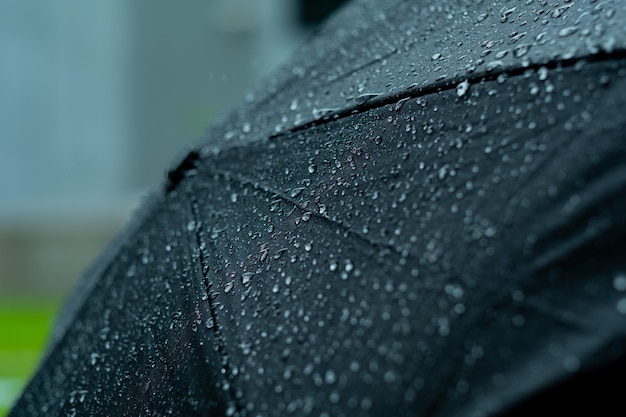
0, 0, 345, 413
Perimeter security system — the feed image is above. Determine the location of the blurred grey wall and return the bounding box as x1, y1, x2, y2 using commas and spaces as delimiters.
0, 0, 306, 297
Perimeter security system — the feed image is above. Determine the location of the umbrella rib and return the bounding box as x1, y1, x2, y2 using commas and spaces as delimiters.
166, 151, 412, 269
188, 193, 245, 415
268, 48, 626, 140
208, 167, 406, 258
165, 51, 626, 195
327, 47, 397, 83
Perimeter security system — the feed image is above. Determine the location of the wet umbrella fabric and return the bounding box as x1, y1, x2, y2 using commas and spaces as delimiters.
10, 1, 626, 416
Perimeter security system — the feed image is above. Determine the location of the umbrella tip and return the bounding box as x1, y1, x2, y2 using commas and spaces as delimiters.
166, 150, 201, 192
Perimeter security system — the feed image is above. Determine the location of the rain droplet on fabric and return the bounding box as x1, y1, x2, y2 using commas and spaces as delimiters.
355, 93, 381, 105
394, 97, 411, 111
290, 187, 305, 198
242, 272, 254, 286
329, 261, 338, 272
613, 272, 626, 292
563, 356, 580, 373
126, 265, 136, 278
487, 60, 505, 72
89, 352, 101, 366
558, 26, 579, 37
312, 108, 339, 119
513, 44, 531, 58
456, 80, 470, 97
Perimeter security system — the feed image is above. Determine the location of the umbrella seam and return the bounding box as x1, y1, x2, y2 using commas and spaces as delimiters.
270, 49, 626, 139
188, 193, 245, 416
206, 166, 410, 260
165, 51, 626, 194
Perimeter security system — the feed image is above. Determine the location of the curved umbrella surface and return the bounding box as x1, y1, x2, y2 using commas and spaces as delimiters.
10, 1, 626, 416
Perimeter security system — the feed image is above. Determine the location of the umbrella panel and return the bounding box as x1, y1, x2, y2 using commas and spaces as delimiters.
180, 58, 626, 416
9, 47, 626, 417
9, 193, 227, 416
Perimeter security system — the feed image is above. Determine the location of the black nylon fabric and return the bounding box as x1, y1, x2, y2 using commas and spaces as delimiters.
9, 1, 626, 416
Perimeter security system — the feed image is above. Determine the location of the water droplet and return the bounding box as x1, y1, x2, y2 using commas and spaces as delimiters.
559, 26, 578, 37
361, 397, 373, 411
431, 53, 442, 60
486, 60, 504, 72
511, 290, 524, 302
529, 83, 540, 95
617, 298, 626, 314
242, 272, 254, 285
512, 314, 526, 327
456, 80, 470, 97
454, 303, 466, 314
383, 370, 398, 384
89, 352, 100, 366
613, 272, 626, 292
445, 283, 464, 298
438, 165, 449, 180
242, 122, 251, 133
355, 93, 381, 105
495, 49, 509, 59
394, 97, 411, 111
308, 164, 317, 174
230, 193, 238, 203
290, 187, 305, 198
513, 44, 531, 58
509, 31, 526, 44
500, 7, 516, 23
312, 108, 339, 119
126, 265, 136, 278
325, 370, 337, 385
563, 356, 580, 372
224, 282, 234, 293
551, 5, 571, 19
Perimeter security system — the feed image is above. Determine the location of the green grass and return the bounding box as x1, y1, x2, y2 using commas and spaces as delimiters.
0, 299, 60, 416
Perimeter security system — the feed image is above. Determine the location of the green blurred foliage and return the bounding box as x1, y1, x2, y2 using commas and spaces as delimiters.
0, 299, 59, 416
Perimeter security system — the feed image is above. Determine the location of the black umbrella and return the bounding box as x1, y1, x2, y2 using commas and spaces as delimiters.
9, 1, 626, 416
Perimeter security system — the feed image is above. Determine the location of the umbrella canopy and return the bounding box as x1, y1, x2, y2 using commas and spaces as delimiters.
10, 1, 626, 416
